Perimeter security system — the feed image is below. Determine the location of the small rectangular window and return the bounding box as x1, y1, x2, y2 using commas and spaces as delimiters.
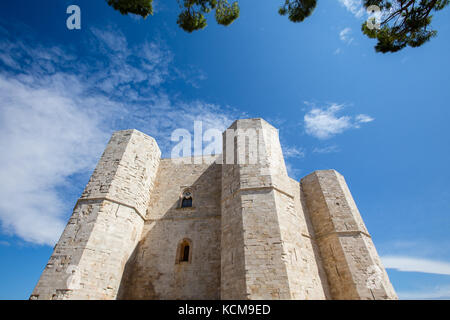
182, 245, 190, 262
181, 197, 192, 208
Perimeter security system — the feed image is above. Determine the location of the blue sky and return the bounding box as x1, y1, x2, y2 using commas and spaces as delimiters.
0, 0, 449, 299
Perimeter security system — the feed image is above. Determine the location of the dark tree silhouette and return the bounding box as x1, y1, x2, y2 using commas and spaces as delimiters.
106, 0, 449, 53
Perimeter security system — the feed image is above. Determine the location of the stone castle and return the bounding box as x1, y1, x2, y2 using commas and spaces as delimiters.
31, 118, 397, 300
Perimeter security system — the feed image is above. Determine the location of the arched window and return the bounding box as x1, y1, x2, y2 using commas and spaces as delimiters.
176, 238, 192, 264
180, 189, 193, 208
182, 244, 190, 262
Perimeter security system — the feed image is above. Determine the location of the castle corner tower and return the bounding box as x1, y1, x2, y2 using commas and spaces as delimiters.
301, 170, 397, 300
30, 130, 161, 300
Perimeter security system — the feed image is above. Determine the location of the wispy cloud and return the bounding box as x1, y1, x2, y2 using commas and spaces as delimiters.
303, 103, 374, 139
338, 0, 365, 18
355, 114, 374, 123
282, 145, 306, 159
338, 0, 400, 25
0, 75, 109, 245
339, 27, 354, 44
0, 24, 239, 245
382, 256, 450, 276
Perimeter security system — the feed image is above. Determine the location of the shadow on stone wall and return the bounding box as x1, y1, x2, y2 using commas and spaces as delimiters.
117, 160, 332, 300
117, 161, 222, 300
299, 183, 332, 299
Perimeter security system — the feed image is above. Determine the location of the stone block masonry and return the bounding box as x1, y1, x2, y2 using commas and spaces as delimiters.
301, 170, 397, 300
31, 119, 397, 300
31, 130, 161, 299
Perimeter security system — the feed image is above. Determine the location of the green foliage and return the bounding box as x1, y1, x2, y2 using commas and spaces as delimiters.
176, 0, 215, 32
175, 0, 240, 32
177, 10, 208, 32
105, 0, 449, 53
362, 0, 450, 53
278, 0, 317, 22
216, 0, 240, 26
107, 0, 153, 18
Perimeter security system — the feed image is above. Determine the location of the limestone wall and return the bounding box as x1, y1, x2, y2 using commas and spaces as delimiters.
220, 119, 329, 299
118, 156, 222, 299
301, 170, 397, 300
79, 130, 160, 218
221, 119, 290, 299
274, 178, 331, 299
31, 130, 161, 300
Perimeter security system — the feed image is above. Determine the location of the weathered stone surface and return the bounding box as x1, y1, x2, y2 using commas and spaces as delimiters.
301, 170, 397, 300
118, 156, 221, 300
31, 119, 397, 300
31, 130, 160, 300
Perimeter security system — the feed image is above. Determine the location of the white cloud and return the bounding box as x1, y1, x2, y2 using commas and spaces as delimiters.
0, 75, 110, 245
338, 0, 365, 18
282, 145, 305, 159
87, 27, 172, 95
338, 0, 402, 27
339, 27, 354, 44
91, 27, 129, 53
356, 114, 374, 123
304, 104, 351, 139
0, 25, 239, 246
382, 256, 450, 276
303, 103, 373, 139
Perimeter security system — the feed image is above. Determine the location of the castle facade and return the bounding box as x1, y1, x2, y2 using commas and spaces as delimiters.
31, 118, 397, 300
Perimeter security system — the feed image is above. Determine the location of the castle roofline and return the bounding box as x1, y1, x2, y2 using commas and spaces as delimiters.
227, 118, 277, 130
111, 118, 278, 142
